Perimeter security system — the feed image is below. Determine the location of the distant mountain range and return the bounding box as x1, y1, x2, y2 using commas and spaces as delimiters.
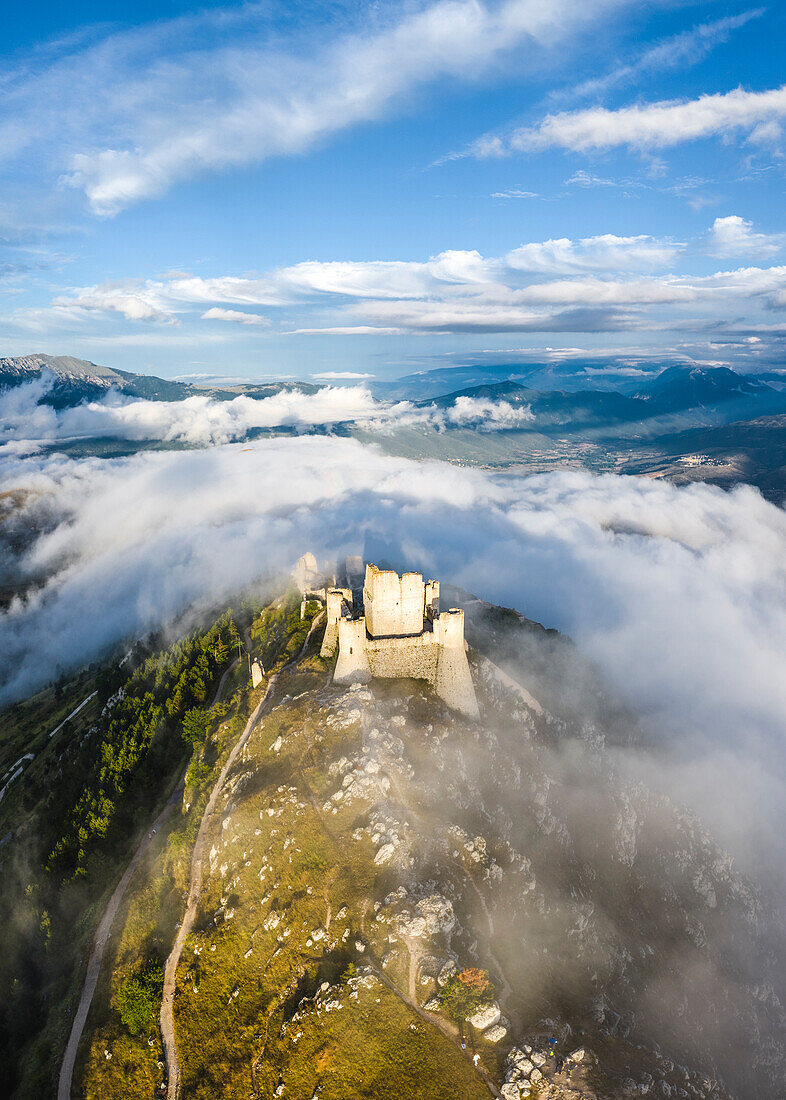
414, 367, 786, 434
3, 353, 785, 501
0, 353, 316, 409
3, 353, 782, 426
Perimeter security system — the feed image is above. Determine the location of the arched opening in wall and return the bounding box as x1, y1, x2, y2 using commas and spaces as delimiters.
349, 647, 353, 654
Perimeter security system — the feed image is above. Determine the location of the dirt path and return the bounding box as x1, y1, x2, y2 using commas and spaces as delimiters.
57, 659, 238, 1100
160, 614, 324, 1100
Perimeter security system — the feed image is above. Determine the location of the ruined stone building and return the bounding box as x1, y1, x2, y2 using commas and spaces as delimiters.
321, 563, 479, 719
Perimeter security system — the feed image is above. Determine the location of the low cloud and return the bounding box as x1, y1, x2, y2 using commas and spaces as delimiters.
0, 377, 534, 450
442, 394, 535, 428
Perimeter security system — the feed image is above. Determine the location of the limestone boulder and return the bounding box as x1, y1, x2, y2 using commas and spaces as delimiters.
467, 1002, 501, 1031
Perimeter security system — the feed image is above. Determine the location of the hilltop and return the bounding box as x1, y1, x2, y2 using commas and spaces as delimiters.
2, 578, 776, 1099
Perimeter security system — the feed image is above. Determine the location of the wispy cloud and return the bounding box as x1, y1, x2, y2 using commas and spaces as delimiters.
201, 307, 271, 325
0, 0, 640, 216
490, 188, 539, 198
558, 9, 765, 104
479, 85, 786, 156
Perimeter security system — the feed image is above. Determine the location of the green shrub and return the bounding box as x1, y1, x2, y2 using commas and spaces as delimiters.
437, 968, 492, 1022
116, 961, 164, 1036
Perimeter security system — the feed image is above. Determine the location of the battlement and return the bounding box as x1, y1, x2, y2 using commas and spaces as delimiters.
321, 562, 478, 719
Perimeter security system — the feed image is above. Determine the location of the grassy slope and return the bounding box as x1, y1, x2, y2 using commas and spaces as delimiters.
0, 601, 270, 1097
79, 630, 489, 1100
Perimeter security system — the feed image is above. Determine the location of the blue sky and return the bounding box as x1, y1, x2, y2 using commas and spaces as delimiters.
1, 0, 785, 381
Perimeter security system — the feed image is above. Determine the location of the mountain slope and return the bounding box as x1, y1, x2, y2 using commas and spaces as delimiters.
72, 593, 784, 1100
0, 354, 320, 411
635, 365, 773, 412
0, 354, 193, 407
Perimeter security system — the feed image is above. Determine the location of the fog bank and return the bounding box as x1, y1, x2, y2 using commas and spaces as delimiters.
1, 436, 785, 890
0, 377, 534, 452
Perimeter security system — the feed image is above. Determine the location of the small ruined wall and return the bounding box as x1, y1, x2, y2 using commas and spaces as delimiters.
424, 580, 440, 619
321, 587, 352, 658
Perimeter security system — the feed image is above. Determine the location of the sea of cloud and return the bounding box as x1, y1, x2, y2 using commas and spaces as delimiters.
0, 377, 534, 452
2, 433, 785, 893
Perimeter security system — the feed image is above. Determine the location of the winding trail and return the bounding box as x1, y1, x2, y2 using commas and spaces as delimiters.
160, 614, 324, 1100
57, 658, 239, 1100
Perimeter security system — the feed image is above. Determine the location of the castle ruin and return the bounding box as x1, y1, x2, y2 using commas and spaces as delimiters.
321, 563, 479, 719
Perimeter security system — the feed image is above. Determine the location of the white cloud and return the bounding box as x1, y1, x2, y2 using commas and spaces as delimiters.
14, 232, 786, 341
201, 307, 270, 325
442, 394, 534, 428
53, 283, 177, 323
312, 371, 375, 380
565, 170, 619, 187
490, 189, 539, 198
506, 234, 682, 274
707, 215, 784, 260
0, 376, 535, 449
0, 0, 636, 215
486, 84, 786, 155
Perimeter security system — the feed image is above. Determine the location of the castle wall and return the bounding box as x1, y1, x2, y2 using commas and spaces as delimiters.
366, 633, 440, 684
435, 643, 480, 719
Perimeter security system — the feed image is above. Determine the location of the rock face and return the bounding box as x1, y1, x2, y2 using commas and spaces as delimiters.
393, 895, 455, 940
